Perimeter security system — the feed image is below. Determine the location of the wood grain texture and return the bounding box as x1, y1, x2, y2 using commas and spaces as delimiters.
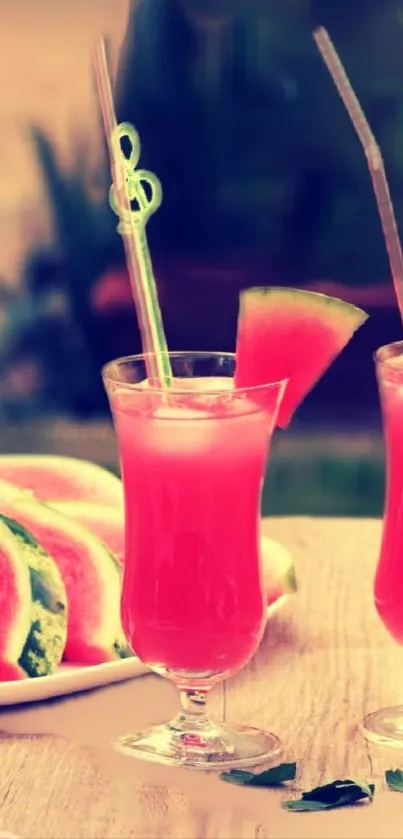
1, 517, 403, 838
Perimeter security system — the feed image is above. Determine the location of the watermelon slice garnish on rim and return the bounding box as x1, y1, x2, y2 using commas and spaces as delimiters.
235, 287, 368, 428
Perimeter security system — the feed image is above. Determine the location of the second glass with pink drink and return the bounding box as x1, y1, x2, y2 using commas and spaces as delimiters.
362, 342, 403, 746
312, 27, 403, 749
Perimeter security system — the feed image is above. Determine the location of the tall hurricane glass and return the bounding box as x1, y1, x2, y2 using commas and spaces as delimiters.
363, 341, 403, 746
103, 352, 287, 769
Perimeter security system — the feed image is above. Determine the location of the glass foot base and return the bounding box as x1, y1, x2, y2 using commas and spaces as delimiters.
362, 705, 403, 748
116, 719, 283, 770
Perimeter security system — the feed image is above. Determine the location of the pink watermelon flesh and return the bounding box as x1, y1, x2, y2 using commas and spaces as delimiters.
266, 583, 283, 608
2, 499, 122, 665
0, 526, 31, 665
0, 662, 25, 681
0, 456, 123, 507
50, 503, 124, 566
0, 552, 23, 659
65, 642, 117, 666
77, 515, 123, 566
235, 288, 368, 428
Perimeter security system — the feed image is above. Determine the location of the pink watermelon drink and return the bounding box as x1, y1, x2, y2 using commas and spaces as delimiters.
314, 27, 403, 749
361, 347, 403, 747
95, 48, 370, 765
104, 351, 289, 769
373, 343, 403, 643
102, 290, 367, 771
105, 354, 286, 680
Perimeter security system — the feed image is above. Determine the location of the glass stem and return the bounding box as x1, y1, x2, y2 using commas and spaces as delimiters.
172, 689, 211, 731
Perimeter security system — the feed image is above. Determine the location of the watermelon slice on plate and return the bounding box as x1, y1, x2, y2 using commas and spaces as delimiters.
0, 455, 123, 507
2, 498, 128, 666
235, 287, 368, 428
0, 515, 67, 680
2, 515, 68, 678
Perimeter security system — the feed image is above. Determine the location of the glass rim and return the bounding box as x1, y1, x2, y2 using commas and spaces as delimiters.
102, 351, 288, 396
374, 341, 403, 369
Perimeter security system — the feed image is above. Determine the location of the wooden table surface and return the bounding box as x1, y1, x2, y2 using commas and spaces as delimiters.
1, 517, 403, 838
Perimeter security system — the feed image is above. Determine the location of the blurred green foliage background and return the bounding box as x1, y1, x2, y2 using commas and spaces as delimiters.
262, 440, 385, 518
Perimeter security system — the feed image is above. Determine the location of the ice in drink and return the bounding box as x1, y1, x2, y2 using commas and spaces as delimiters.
112, 377, 278, 683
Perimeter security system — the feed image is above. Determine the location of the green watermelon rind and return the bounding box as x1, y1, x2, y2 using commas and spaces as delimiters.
261, 536, 298, 597
283, 564, 298, 594
0, 519, 32, 664
239, 286, 369, 327
0, 515, 68, 677
10, 500, 128, 659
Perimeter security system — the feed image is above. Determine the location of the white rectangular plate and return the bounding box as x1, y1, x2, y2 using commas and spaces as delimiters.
0, 599, 287, 706
0, 657, 148, 706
